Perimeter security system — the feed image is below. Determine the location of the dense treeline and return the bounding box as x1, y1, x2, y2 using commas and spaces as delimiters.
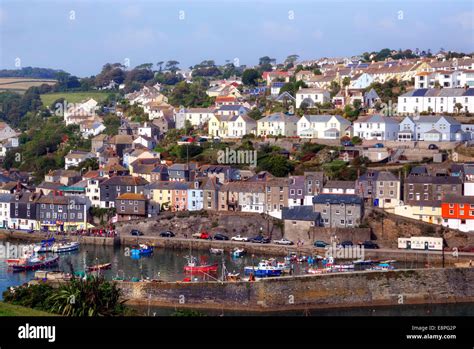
0, 67, 64, 79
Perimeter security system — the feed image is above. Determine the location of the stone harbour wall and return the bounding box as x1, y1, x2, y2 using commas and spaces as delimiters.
120, 267, 474, 312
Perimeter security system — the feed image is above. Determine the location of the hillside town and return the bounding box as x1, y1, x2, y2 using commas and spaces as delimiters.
0, 53, 473, 243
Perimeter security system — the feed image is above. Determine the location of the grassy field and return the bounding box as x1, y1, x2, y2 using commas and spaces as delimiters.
0, 302, 55, 316
0, 77, 57, 93
40, 91, 113, 106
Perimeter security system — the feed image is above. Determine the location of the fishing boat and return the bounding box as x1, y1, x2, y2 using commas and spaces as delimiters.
131, 243, 153, 255
244, 260, 283, 277
10, 255, 59, 272
51, 241, 80, 253
225, 272, 241, 281
353, 259, 379, 265
34, 238, 56, 253
184, 256, 218, 273
87, 263, 112, 272
231, 248, 246, 258
330, 263, 355, 271
307, 267, 330, 274
369, 263, 395, 271
210, 248, 224, 255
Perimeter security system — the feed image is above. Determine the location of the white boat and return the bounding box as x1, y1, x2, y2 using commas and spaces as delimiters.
231, 248, 246, 258
244, 260, 283, 277
210, 248, 224, 255
51, 241, 80, 253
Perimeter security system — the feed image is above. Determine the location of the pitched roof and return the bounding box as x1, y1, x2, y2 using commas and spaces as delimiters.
282, 206, 320, 221
101, 175, 149, 186
312, 193, 363, 205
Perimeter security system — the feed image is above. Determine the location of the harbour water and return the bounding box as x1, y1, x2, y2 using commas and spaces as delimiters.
1, 239, 471, 316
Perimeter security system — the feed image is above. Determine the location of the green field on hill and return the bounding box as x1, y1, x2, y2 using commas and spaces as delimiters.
0, 302, 56, 316
40, 91, 114, 107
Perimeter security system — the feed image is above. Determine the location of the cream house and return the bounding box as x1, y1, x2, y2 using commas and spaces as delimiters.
295, 88, 330, 108
257, 113, 299, 137
208, 114, 232, 138
227, 114, 257, 138
297, 114, 351, 139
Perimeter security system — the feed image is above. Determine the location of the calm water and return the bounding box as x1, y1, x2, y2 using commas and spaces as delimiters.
1, 239, 470, 316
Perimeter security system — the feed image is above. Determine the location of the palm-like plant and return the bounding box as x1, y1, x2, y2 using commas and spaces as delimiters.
47, 276, 125, 316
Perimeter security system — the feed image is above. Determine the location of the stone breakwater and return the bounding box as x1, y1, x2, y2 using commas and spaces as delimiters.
119, 267, 474, 312
0, 230, 117, 246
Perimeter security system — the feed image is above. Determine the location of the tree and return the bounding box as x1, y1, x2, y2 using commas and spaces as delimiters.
165, 60, 180, 73
242, 69, 261, 86
156, 61, 164, 71
258, 56, 274, 73
342, 76, 351, 87
454, 102, 463, 114
257, 154, 294, 177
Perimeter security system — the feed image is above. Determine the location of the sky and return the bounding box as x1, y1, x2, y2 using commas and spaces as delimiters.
0, 0, 473, 77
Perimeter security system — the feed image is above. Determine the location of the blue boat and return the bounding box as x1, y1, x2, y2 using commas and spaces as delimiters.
244, 260, 283, 277
131, 244, 153, 255
231, 248, 245, 258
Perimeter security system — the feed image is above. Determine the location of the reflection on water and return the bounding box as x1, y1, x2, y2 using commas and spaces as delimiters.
0, 239, 428, 299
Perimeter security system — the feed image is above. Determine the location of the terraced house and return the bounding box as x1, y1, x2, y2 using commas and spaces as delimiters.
99, 175, 149, 208
397, 115, 466, 142
257, 112, 299, 137
357, 170, 401, 208
297, 114, 351, 139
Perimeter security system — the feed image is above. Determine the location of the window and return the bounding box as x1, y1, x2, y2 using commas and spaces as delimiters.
340, 219, 345, 225
120, 206, 125, 211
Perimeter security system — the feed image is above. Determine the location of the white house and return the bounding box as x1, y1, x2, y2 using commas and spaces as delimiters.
187, 182, 203, 211
257, 113, 299, 137
297, 114, 351, 139
0, 193, 12, 229
85, 178, 102, 207
65, 150, 95, 169
175, 108, 215, 129
133, 135, 157, 150
295, 88, 330, 108
227, 114, 257, 138
0, 122, 18, 142
398, 88, 474, 115
398, 115, 465, 142
353, 115, 399, 141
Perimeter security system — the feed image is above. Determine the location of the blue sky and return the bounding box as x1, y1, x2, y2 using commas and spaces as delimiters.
0, 0, 473, 77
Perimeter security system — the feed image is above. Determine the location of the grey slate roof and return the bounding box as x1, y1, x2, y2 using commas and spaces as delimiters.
312, 194, 363, 205
282, 206, 320, 221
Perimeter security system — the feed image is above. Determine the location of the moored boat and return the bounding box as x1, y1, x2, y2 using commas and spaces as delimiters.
210, 248, 224, 255
87, 263, 112, 272
184, 256, 218, 273
244, 260, 283, 277
231, 248, 246, 258
51, 241, 80, 253
34, 238, 56, 253
131, 243, 153, 255
10, 255, 59, 272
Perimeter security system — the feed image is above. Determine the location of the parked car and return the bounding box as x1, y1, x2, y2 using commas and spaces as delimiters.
342, 141, 354, 147
273, 238, 294, 245
231, 235, 249, 242
193, 232, 212, 240
160, 231, 175, 238
428, 144, 438, 150
360, 241, 379, 249
314, 240, 329, 248
373, 143, 384, 148
250, 236, 270, 244
213, 233, 229, 241
339, 240, 353, 247
130, 229, 143, 236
